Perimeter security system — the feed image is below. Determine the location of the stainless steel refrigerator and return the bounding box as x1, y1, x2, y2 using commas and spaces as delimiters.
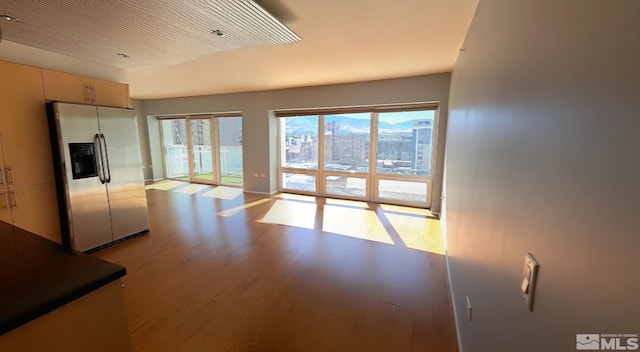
47, 102, 149, 252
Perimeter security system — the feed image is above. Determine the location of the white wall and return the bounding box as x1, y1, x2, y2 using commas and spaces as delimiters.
142, 73, 451, 212
446, 1, 640, 351
129, 99, 154, 180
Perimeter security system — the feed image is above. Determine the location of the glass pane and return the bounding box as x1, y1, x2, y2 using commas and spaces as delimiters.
282, 173, 316, 192
190, 119, 213, 182
325, 176, 366, 197
324, 113, 370, 172
378, 180, 427, 203
161, 119, 188, 179
218, 117, 243, 186
377, 111, 435, 176
280, 116, 319, 169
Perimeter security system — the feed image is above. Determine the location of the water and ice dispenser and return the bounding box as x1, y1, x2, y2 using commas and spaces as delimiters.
68, 143, 98, 179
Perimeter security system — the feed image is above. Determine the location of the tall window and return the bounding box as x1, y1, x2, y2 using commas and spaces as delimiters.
323, 113, 370, 197
160, 114, 243, 187
161, 119, 188, 179
277, 104, 438, 208
218, 117, 243, 186
191, 118, 213, 183
375, 110, 434, 204
280, 115, 319, 192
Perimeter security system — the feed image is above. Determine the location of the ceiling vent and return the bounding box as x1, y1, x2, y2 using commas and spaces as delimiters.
0, 0, 300, 68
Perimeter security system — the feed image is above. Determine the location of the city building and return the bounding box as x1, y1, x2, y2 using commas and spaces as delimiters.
412, 119, 433, 175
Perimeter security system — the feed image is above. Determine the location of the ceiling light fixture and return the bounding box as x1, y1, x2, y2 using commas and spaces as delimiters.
1, 14, 19, 22
0, 14, 20, 43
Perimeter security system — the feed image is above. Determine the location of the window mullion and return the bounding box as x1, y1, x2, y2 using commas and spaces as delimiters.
317, 114, 325, 196
370, 112, 378, 201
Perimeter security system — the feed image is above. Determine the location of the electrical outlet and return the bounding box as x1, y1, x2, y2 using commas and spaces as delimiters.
466, 296, 472, 321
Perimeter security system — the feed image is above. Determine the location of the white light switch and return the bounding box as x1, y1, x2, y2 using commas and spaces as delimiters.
521, 253, 539, 311
520, 277, 529, 293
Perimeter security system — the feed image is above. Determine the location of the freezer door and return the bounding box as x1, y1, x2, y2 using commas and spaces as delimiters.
53, 103, 113, 251
97, 106, 149, 240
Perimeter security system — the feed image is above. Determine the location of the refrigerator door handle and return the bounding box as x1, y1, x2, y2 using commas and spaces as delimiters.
100, 133, 112, 183
94, 133, 106, 184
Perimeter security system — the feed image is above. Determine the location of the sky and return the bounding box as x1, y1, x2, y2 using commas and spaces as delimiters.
336, 111, 434, 123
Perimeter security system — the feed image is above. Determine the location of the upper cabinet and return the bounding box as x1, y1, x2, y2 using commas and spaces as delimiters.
90, 78, 130, 107
0, 60, 61, 243
0, 61, 54, 186
41, 70, 91, 105
42, 69, 129, 108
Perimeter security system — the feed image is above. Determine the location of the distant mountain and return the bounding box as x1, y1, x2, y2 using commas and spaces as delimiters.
283, 115, 421, 136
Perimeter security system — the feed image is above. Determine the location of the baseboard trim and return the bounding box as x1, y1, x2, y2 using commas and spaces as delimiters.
442, 215, 463, 352
244, 190, 278, 196
445, 253, 463, 352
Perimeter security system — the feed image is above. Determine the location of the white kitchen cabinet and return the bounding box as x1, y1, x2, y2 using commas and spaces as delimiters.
42, 69, 130, 108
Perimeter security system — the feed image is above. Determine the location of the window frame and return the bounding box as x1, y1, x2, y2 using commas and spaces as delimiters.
276, 103, 439, 208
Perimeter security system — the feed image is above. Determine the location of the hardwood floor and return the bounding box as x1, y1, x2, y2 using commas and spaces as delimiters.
95, 181, 458, 352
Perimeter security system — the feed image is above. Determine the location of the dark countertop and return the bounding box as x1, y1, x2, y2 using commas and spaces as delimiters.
0, 221, 126, 335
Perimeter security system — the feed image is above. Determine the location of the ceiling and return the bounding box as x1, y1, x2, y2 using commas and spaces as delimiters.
0, 0, 478, 99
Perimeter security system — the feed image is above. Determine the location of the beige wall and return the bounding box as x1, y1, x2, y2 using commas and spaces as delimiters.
142, 73, 451, 212
446, 1, 640, 351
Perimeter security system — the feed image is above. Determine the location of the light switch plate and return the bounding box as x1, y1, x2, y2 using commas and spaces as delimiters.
522, 252, 539, 311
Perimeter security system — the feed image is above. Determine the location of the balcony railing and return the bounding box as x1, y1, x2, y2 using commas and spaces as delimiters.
163, 145, 243, 180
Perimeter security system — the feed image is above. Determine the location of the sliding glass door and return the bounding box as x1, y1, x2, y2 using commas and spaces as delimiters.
160, 115, 243, 187
190, 118, 215, 183
218, 117, 244, 186
277, 106, 437, 208
161, 119, 189, 179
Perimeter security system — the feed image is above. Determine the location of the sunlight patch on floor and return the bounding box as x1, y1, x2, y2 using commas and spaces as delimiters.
325, 198, 369, 209
145, 180, 188, 191
380, 204, 433, 216
218, 198, 273, 217
385, 213, 443, 254
200, 186, 243, 200
259, 200, 316, 229
274, 193, 317, 203
173, 184, 210, 195
323, 205, 394, 245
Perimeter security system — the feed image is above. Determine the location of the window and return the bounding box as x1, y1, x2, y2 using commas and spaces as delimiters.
377, 111, 434, 177
277, 104, 437, 207
161, 119, 188, 179
280, 115, 319, 170
324, 113, 370, 172
159, 114, 243, 187
218, 117, 243, 186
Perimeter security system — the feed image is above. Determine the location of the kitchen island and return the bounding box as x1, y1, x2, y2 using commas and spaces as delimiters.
0, 221, 131, 351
